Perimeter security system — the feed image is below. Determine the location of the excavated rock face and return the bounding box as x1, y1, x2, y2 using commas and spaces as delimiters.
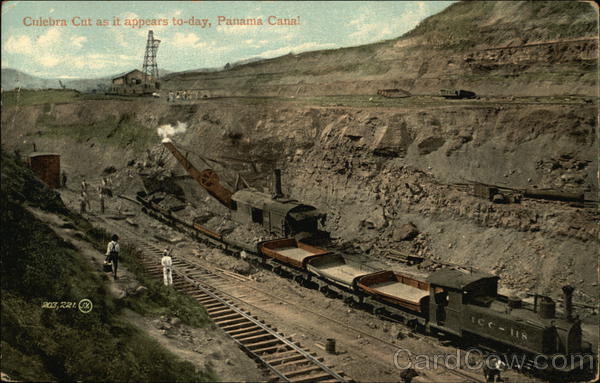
2, 98, 597, 305
180, 102, 597, 302
160, 2, 597, 98
1, 1, 597, 306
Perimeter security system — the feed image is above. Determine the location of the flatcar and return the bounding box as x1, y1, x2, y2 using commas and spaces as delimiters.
135, 184, 596, 378
255, 238, 594, 375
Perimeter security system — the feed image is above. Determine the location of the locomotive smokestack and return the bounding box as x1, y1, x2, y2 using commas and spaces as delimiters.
272, 169, 283, 198
562, 285, 574, 321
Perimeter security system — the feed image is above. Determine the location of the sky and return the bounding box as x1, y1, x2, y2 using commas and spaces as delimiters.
1, 1, 453, 79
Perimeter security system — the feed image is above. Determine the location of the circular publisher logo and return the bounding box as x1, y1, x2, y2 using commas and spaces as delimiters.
78, 299, 93, 313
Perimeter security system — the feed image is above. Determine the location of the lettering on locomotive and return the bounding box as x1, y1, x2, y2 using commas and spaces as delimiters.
471, 315, 528, 341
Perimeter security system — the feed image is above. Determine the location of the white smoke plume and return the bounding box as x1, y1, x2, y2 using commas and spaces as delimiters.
157, 121, 187, 143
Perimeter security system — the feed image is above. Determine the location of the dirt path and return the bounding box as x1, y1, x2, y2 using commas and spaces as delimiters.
26, 206, 265, 382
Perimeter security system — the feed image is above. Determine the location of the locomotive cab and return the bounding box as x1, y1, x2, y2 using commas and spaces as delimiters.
231, 189, 324, 237
427, 270, 594, 374
426, 269, 499, 337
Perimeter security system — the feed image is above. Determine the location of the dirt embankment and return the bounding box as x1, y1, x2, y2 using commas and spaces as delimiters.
160, 1, 597, 98
1, 98, 597, 303
162, 37, 597, 98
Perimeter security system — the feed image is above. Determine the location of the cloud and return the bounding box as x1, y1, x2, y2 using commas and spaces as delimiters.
70, 36, 87, 48
171, 32, 207, 49
259, 42, 336, 58
113, 28, 130, 48
4, 35, 34, 55
38, 54, 61, 67
5, 28, 64, 56
71, 53, 137, 70
4, 28, 84, 68
348, 2, 430, 45
242, 38, 270, 48
36, 28, 62, 46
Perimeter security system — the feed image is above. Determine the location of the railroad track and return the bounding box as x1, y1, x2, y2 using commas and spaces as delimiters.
104, 213, 487, 383
132, 239, 350, 383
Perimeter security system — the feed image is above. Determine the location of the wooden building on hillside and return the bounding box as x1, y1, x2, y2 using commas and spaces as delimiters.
110, 69, 159, 95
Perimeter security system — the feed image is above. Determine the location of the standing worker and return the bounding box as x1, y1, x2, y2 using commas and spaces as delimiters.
79, 192, 86, 214
483, 357, 505, 382
81, 177, 88, 192
99, 190, 105, 214
399, 368, 419, 383
161, 249, 173, 286
82, 190, 91, 213
61, 171, 68, 188
106, 234, 120, 280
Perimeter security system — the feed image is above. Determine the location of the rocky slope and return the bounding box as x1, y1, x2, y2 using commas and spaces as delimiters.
1, 0, 597, 307
162, 1, 597, 97
2, 96, 597, 303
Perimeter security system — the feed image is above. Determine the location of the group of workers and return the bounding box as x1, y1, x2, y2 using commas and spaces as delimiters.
167, 90, 205, 102
104, 234, 173, 286
76, 176, 117, 215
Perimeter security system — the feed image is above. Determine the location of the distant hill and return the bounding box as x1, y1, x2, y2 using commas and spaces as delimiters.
1, 69, 57, 90
161, 1, 597, 97
1, 68, 172, 93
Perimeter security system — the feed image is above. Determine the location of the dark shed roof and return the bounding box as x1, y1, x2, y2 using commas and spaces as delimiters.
29, 152, 60, 158
112, 69, 146, 80
427, 269, 498, 290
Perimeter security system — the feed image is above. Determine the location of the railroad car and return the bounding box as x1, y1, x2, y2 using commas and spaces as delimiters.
163, 141, 326, 238
307, 253, 379, 293
426, 269, 593, 372
134, 192, 596, 378
440, 89, 477, 99
232, 189, 324, 238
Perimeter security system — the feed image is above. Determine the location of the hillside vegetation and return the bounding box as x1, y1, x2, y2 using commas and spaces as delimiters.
0, 149, 214, 382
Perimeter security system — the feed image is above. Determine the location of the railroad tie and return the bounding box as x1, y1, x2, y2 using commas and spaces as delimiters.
288, 371, 337, 383
206, 307, 235, 316
231, 329, 268, 340
285, 365, 326, 378
221, 322, 257, 332
263, 350, 304, 361
212, 312, 244, 322
124, 230, 351, 383
214, 317, 248, 327
238, 333, 276, 344
268, 353, 306, 366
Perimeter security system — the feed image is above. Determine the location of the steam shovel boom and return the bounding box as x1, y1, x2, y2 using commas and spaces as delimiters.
162, 141, 235, 209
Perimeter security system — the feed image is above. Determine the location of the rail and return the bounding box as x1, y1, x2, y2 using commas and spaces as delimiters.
134, 240, 349, 383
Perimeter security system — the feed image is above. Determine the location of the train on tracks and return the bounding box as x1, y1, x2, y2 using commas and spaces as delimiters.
131, 140, 596, 380
132, 190, 596, 380
162, 141, 326, 239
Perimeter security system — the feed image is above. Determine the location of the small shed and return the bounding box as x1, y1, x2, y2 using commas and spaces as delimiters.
110, 69, 158, 95
28, 153, 60, 189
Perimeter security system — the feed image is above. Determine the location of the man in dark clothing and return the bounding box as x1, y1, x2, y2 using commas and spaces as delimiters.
483, 357, 505, 382
400, 368, 419, 383
105, 234, 120, 280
